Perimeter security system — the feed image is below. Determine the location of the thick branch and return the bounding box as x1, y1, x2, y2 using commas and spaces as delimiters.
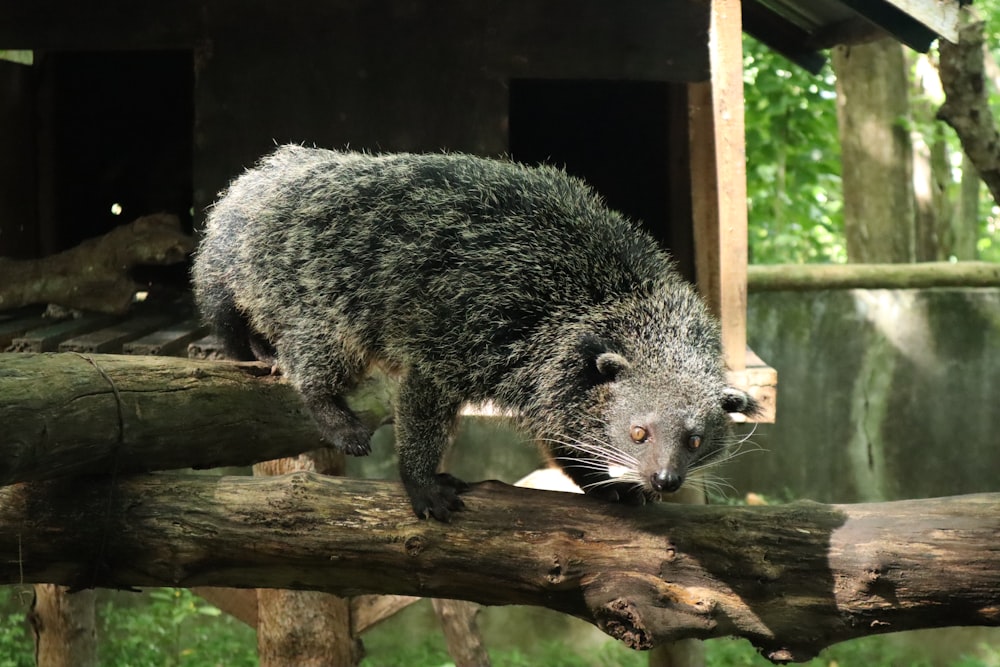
0, 353, 388, 484
938, 20, 1000, 206
3, 473, 998, 662
0, 214, 195, 314
748, 261, 1000, 291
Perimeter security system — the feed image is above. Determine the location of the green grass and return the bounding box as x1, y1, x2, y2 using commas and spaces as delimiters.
0, 586, 997, 666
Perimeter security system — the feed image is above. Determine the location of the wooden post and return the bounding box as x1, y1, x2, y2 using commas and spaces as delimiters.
688, 0, 748, 372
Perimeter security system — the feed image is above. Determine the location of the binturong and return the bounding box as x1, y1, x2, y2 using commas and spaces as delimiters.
192, 145, 760, 521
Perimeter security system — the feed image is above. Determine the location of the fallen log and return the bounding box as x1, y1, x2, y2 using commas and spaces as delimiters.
0, 214, 195, 315
2, 472, 997, 663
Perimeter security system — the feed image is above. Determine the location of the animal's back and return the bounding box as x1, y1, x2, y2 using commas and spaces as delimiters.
196, 145, 676, 388
192, 145, 758, 522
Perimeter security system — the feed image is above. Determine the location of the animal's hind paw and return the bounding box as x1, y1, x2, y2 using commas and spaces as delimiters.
307, 402, 373, 455
404, 473, 470, 522
335, 425, 373, 456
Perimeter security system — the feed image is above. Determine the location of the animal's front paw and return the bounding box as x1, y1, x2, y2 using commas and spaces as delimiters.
404, 473, 470, 522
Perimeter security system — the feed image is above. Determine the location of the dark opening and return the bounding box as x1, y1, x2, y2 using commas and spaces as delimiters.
508, 79, 693, 280
39, 50, 194, 258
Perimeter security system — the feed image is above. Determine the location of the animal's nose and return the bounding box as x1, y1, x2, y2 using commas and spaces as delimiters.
650, 470, 683, 493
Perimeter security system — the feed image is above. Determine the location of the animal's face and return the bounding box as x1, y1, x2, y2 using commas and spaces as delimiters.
584, 349, 760, 497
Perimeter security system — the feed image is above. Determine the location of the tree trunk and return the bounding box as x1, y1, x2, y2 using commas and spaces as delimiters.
431, 599, 491, 667
255, 453, 362, 667
954, 155, 981, 259
3, 473, 999, 664
833, 38, 915, 264
28, 586, 96, 667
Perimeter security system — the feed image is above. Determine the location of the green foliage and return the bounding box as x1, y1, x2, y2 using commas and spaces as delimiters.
743, 36, 845, 264
0, 587, 257, 667
99, 588, 257, 666
0, 588, 33, 667
744, 10, 1000, 265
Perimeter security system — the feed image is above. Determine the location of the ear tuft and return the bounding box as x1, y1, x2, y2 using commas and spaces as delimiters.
595, 352, 630, 381
722, 387, 761, 416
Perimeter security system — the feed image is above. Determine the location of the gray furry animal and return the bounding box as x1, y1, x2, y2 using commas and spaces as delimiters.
192, 145, 759, 521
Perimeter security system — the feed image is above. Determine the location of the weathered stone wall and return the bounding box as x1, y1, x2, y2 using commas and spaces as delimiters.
731, 287, 1000, 503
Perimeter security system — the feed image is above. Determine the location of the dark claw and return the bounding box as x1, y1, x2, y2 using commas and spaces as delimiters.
405, 473, 470, 522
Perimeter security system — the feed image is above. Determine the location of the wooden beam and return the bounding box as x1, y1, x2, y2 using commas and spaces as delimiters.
747, 261, 1000, 291
867, 0, 961, 43
689, 0, 749, 371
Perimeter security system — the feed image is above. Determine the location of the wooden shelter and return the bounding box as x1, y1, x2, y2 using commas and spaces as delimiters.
0, 1, 966, 410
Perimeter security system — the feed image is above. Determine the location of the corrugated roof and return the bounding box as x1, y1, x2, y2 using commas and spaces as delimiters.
745, 0, 965, 73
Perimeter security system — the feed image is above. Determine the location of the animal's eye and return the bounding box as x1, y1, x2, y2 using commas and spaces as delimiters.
687, 434, 703, 450
630, 425, 649, 443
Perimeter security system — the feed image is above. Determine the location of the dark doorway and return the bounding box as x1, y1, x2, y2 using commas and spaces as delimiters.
508, 79, 693, 280
37, 50, 194, 254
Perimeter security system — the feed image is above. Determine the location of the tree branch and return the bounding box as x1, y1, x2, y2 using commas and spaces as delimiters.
938, 20, 1000, 206
3, 473, 998, 663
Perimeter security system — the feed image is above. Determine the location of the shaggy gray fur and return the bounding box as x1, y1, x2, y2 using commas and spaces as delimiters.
192, 145, 758, 520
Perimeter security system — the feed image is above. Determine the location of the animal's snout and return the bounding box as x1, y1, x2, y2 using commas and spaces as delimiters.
650, 469, 684, 493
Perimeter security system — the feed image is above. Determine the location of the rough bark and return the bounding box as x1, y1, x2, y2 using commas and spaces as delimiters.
747, 261, 1000, 291
833, 39, 916, 263
432, 599, 491, 667
254, 452, 361, 667
0, 353, 390, 485
0, 214, 194, 314
28, 586, 96, 667
2, 473, 998, 664
939, 20, 1000, 207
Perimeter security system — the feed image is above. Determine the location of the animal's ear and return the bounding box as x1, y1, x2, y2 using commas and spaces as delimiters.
595, 351, 630, 381
579, 333, 630, 383
722, 387, 760, 416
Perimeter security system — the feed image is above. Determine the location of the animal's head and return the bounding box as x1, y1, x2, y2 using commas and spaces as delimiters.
546, 283, 761, 500
586, 340, 760, 497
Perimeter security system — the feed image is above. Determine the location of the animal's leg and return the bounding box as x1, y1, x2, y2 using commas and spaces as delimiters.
278, 332, 372, 456
394, 370, 467, 521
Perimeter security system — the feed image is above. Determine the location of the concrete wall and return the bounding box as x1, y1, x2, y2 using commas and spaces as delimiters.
728, 287, 1000, 504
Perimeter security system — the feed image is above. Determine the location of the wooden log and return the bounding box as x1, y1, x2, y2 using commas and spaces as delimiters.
0, 353, 395, 484
0, 213, 195, 315
2, 473, 997, 663
747, 261, 1000, 291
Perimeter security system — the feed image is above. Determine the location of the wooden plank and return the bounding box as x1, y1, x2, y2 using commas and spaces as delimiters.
59, 315, 170, 354
0, 313, 49, 350
726, 348, 777, 423
123, 319, 209, 356
689, 0, 749, 372
8, 315, 117, 352
847, 0, 961, 44
187, 334, 229, 360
